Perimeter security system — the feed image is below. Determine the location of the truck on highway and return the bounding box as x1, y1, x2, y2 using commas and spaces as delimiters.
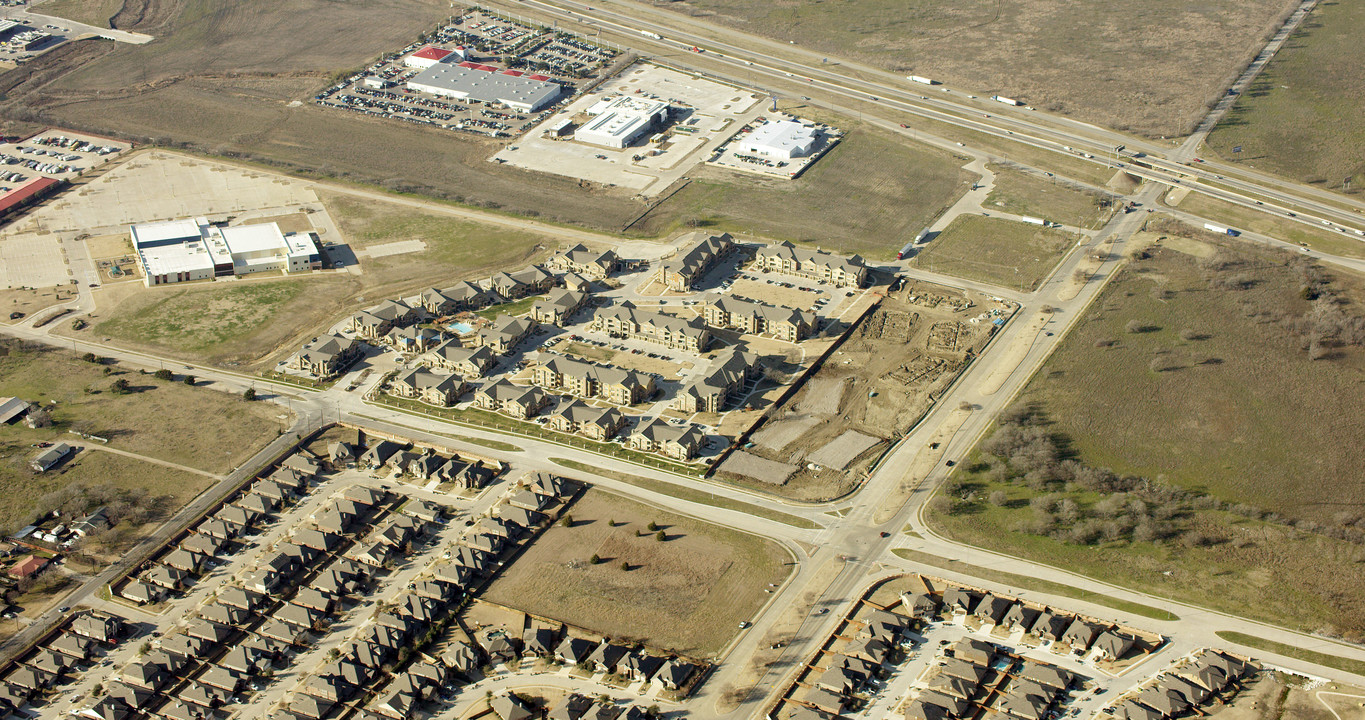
907, 75, 936, 86
640, 30, 661, 40
991, 95, 1023, 106
1203, 222, 1240, 236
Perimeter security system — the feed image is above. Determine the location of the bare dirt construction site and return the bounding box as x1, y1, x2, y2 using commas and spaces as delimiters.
717, 281, 1012, 501
482, 488, 791, 658
652, 0, 1300, 137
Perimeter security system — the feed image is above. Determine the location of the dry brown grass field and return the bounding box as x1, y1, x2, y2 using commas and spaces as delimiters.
650, 0, 1299, 137
929, 225, 1365, 638
913, 215, 1075, 291
483, 489, 791, 657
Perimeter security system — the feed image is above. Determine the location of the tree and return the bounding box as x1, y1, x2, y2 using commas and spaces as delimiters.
620, 561, 629, 571
655, 530, 666, 541
81, 352, 97, 363
590, 554, 602, 564
560, 514, 573, 527
647, 521, 658, 532
183, 375, 195, 386
243, 387, 256, 401
153, 369, 173, 381
26, 408, 51, 428
988, 490, 1008, 507
109, 378, 129, 395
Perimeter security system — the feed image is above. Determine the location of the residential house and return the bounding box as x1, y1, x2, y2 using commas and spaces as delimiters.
199, 603, 252, 627
928, 674, 977, 700
390, 367, 468, 406
556, 637, 597, 666
655, 232, 734, 291
1093, 630, 1134, 661
901, 591, 940, 619
754, 241, 868, 288
497, 504, 542, 529
1030, 611, 1069, 642
588, 643, 628, 674
655, 658, 697, 691
48, 633, 96, 662
1018, 663, 1072, 691
547, 400, 627, 441
424, 341, 497, 377
7, 555, 48, 580
628, 418, 705, 460
1060, 619, 1101, 651
972, 594, 1012, 625
475, 315, 537, 354
441, 281, 493, 311
383, 325, 443, 354
360, 440, 402, 470
195, 519, 236, 541
941, 587, 978, 615
348, 299, 418, 340
547, 243, 619, 279
119, 581, 164, 605
475, 380, 550, 419
218, 586, 266, 611
672, 347, 760, 413
804, 686, 847, 716
287, 334, 364, 377
489, 265, 555, 300
701, 293, 817, 341
1113, 701, 1164, 720
531, 288, 589, 326
590, 302, 711, 352
522, 627, 559, 657
952, 638, 996, 666
1136, 686, 1190, 718
492, 694, 535, 720
29, 443, 71, 473
144, 565, 188, 591
620, 652, 663, 682
1002, 604, 1040, 633
533, 354, 656, 405
162, 548, 205, 574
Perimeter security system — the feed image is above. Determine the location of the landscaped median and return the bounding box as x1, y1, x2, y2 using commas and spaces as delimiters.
891, 548, 1177, 622
368, 393, 699, 476
1215, 631, 1365, 677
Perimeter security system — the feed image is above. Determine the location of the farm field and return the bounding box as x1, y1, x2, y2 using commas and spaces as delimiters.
635, 127, 970, 258
0, 340, 283, 475
927, 229, 1365, 639
912, 215, 1075, 291
983, 165, 1114, 229
482, 488, 791, 657
648, 0, 1299, 137
1206, 0, 1365, 196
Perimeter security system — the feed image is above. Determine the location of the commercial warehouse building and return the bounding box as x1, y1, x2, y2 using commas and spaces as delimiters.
576, 96, 669, 148
405, 46, 456, 69
406, 64, 561, 112
739, 120, 817, 160
132, 217, 320, 287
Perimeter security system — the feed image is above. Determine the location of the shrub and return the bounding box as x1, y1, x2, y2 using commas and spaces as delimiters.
109, 378, 129, 395
987, 490, 1008, 507
153, 369, 173, 381
183, 375, 195, 385
590, 554, 602, 564
243, 387, 256, 401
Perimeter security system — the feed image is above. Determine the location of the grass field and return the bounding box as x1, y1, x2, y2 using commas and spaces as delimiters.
927, 232, 1365, 638
33, 0, 123, 28
912, 215, 1075, 291
635, 126, 970, 258
890, 549, 1176, 621
483, 488, 791, 657
655, 0, 1298, 137
1173, 192, 1365, 259
1205, 0, 1365, 195
1214, 632, 1365, 676
984, 165, 1113, 229
0, 340, 282, 474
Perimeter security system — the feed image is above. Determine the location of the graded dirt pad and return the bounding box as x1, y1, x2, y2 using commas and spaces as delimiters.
482, 488, 790, 657
725, 282, 1008, 500
654, 0, 1299, 137
1206, 0, 1365, 195
716, 451, 797, 486
749, 415, 820, 452
806, 431, 882, 471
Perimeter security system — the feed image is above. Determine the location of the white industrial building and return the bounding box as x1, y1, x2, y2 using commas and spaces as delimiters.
131, 217, 321, 287
575, 96, 670, 148
739, 119, 817, 160
406, 64, 561, 112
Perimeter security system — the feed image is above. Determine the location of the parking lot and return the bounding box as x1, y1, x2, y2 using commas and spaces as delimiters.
314, 9, 618, 139
0, 130, 127, 191
493, 63, 765, 196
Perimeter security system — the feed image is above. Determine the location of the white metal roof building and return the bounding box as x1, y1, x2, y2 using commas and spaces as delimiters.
131, 218, 320, 287
406, 65, 562, 112
738, 120, 818, 160
575, 96, 669, 149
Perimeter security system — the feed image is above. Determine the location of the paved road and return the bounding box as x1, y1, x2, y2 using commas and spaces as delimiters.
0, 6, 153, 44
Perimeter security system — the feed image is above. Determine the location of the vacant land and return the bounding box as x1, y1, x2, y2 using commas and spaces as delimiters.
984, 165, 1113, 229
1206, 0, 1365, 195
928, 230, 1365, 638
0, 340, 282, 473
913, 215, 1075, 291
33, 0, 124, 28
636, 127, 970, 258
483, 488, 790, 657
655, 0, 1297, 137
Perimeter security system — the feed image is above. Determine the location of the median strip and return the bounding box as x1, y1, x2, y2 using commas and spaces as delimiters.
1215, 632, 1365, 676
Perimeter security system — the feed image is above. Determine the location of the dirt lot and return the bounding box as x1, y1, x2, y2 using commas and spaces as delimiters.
718, 282, 1010, 500
482, 488, 791, 657
656, 0, 1299, 137
1206, 0, 1365, 196
930, 226, 1365, 639
913, 215, 1077, 292
1205, 674, 1364, 720
0, 287, 76, 325
984, 164, 1115, 230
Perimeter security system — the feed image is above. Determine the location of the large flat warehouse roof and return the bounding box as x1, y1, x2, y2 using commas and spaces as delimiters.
406, 65, 561, 111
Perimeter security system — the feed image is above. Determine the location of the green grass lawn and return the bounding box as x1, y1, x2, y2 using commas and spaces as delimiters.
984, 165, 1113, 229
475, 296, 539, 321
638, 126, 970, 259
1206, 0, 1365, 196
926, 233, 1365, 639
912, 215, 1076, 291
